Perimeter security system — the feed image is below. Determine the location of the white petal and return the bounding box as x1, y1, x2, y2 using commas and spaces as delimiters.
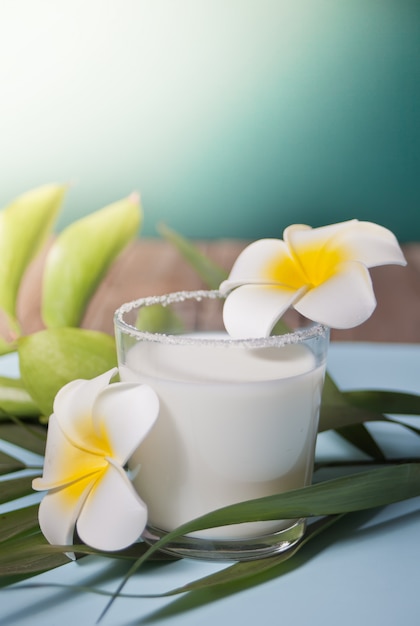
92, 383, 159, 465
76, 461, 148, 552
294, 261, 377, 328
284, 221, 355, 253
286, 220, 406, 269
37, 474, 98, 559
220, 239, 291, 293
32, 414, 107, 490
53, 368, 118, 453
223, 284, 303, 338
329, 220, 407, 268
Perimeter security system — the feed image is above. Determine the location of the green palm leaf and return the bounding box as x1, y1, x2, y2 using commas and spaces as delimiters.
344, 389, 420, 415
0, 422, 46, 455
0, 532, 68, 584
0, 449, 25, 475
158, 223, 228, 289
0, 475, 38, 505
0, 504, 39, 544
101, 463, 420, 618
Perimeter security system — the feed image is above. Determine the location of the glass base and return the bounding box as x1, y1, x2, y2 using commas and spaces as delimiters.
142, 519, 306, 561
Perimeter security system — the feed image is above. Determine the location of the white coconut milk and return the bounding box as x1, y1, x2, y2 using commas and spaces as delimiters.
120, 338, 325, 540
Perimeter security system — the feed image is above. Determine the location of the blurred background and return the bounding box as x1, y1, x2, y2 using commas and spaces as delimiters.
0, 0, 419, 240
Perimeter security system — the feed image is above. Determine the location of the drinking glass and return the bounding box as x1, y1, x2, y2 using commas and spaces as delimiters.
114, 290, 329, 560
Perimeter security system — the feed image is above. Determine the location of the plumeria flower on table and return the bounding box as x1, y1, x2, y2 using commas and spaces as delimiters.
32, 368, 159, 557
220, 219, 407, 338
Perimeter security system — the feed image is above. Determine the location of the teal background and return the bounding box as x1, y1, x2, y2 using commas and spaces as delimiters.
0, 0, 418, 240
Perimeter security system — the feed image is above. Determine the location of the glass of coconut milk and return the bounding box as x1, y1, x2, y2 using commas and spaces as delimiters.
114, 290, 329, 560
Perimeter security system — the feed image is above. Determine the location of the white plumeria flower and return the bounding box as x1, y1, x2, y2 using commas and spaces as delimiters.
32, 368, 159, 556
220, 220, 407, 337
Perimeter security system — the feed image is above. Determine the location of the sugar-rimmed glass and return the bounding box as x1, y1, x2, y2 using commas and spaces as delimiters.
114, 290, 329, 561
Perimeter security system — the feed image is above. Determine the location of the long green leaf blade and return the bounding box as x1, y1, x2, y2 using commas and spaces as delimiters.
146, 464, 419, 551
0, 475, 37, 504
0, 423, 46, 455
177, 463, 420, 528
0, 532, 68, 581
10, 516, 342, 600
101, 463, 420, 617
42, 194, 141, 328
334, 423, 386, 460
0, 450, 25, 475
319, 404, 384, 432
344, 389, 420, 415
158, 223, 228, 289
0, 184, 65, 333
0, 504, 39, 543
385, 416, 420, 436
0, 536, 175, 583
18, 328, 117, 416
151, 514, 344, 598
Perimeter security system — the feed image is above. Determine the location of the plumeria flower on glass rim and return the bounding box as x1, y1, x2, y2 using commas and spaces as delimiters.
220, 219, 407, 338
32, 368, 159, 557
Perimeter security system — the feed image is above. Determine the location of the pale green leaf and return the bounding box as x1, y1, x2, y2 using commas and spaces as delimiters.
0, 184, 66, 330
158, 223, 228, 289
18, 328, 117, 416
135, 303, 185, 334
0, 376, 40, 419
270, 318, 291, 335
42, 194, 142, 328
0, 338, 17, 357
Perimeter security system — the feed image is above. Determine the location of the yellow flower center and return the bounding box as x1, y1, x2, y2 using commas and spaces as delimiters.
60, 469, 106, 510
49, 416, 113, 495
264, 243, 347, 289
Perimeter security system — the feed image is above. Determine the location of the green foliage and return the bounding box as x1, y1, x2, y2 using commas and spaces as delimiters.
18, 328, 117, 416
0, 200, 419, 619
135, 303, 185, 334
0, 376, 40, 419
158, 223, 228, 289
0, 422, 47, 456
0, 505, 69, 585
0, 184, 142, 419
0, 184, 66, 351
42, 194, 141, 328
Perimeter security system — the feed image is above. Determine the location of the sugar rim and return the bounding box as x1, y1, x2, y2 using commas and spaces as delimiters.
114, 290, 329, 348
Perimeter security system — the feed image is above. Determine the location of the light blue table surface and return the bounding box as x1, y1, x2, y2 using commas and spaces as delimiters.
1, 342, 419, 626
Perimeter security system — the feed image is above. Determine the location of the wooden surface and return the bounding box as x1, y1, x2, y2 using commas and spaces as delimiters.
14, 239, 420, 344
